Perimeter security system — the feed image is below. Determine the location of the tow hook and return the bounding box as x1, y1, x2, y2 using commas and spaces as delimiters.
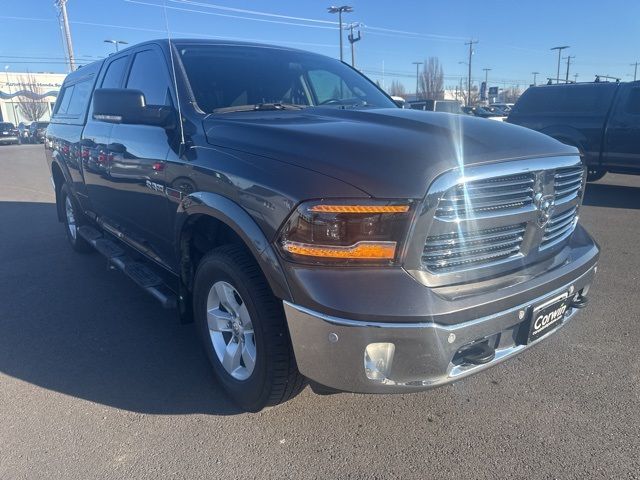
571, 294, 589, 309
454, 341, 496, 366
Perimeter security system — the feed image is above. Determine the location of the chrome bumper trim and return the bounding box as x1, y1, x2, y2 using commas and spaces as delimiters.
284, 263, 596, 394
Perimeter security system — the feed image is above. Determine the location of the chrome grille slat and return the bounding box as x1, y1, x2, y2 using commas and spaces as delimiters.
423, 223, 526, 272
435, 172, 536, 219
424, 237, 524, 259
554, 167, 584, 201
541, 207, 578, 248
424, 224, 526, 248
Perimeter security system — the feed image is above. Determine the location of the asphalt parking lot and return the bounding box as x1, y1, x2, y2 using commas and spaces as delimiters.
1, 144, 638, 479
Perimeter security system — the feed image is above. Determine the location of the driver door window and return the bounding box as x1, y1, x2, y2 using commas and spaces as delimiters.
126, 49, 172, 106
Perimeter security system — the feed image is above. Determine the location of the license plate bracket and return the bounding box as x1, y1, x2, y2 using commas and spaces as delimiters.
526, 292, 570, 344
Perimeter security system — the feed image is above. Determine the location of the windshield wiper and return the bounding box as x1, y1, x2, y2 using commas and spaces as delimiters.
213, 103, 307, 114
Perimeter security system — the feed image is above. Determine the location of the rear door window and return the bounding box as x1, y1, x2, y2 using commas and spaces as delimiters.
65, 80, 92, 116
101, 56, 128, 88
514, 84, 617, 115
55, 85, 74, 115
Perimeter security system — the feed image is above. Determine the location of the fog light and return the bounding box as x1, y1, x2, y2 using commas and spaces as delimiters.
364, 342, 395, 382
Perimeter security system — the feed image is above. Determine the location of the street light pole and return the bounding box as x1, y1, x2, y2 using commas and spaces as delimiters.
551, 46, 569, 84
532, 71, 540, 86
412, 61, 423, 100
328, 6, 353, 62
104, 39, 128, 52
465, 40, 478, 105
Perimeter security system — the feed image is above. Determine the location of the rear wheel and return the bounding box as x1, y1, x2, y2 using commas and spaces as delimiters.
193, 245, 305, 411
60, 184, 93, 253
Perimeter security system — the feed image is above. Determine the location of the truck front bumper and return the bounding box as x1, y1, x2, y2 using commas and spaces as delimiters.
284, 263, 597, 394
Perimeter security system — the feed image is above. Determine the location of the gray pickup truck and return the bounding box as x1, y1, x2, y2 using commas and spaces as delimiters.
45, 39, 599, 411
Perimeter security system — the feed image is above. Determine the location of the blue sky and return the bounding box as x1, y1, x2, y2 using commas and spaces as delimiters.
1, 0, 639, 90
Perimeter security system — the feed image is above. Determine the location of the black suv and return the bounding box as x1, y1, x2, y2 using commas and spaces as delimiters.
29, 121, 49, 143
45, 40, 599, 411
508, 81, 640, 181
0, 122, 19, 145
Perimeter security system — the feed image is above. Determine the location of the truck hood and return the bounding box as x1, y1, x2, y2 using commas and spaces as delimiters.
202, 107, 577, 198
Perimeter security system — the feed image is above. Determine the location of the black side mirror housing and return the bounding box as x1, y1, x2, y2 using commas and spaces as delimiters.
93, 88, 175, 128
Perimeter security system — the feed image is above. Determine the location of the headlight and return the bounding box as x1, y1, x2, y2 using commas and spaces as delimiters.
277, 200, 415, 265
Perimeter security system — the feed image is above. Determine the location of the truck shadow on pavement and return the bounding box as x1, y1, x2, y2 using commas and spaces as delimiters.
583, 181, 640, 209
0, 201, 243, 416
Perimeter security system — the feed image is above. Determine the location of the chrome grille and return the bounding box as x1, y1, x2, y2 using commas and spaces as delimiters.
419, 156, 586, 283
542, 206, 578, 248
554, 166, 584, 201
435, 173, 535, 219
423, 223, 526, 272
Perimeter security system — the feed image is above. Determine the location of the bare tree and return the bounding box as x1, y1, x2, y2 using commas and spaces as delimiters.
502, 86, 522, 103
16, 73, 48, 122
388, 80, 406, 97
459, 83, 480, 106
419, 57, 444, 100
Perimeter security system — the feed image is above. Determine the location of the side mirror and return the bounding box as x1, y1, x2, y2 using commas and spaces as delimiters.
93, 88, 175, 128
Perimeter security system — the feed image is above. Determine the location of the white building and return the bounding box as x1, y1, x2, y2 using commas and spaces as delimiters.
0, 71, 66, 125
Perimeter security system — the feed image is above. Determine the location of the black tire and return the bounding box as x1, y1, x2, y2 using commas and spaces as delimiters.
60, 184, 93, 253
586, 167, 606, 182
193, 244, 306, 411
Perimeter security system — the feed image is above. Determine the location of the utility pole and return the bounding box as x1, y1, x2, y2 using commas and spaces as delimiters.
327, 6, 353, 62
482, 68, 491, 102
347, 23, 361, 68
573, 73, 579, 83
564, 55, 575, 83
532, 71, 540, 86
55, 0, 75, 72
412, 61, 423, 100
550, 46, 569, 84
465, 40, 478, 105
631, 62, 639, 81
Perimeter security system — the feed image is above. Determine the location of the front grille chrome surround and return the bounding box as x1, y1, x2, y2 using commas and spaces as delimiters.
412, 156, 586, 285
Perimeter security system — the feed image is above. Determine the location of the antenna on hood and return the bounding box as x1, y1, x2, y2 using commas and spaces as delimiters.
162, 0, 186, 150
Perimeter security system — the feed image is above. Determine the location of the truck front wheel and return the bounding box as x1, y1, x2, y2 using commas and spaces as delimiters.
193, 245, 305, 411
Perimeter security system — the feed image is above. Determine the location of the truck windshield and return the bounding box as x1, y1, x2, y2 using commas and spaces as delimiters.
177, 44, 396, 113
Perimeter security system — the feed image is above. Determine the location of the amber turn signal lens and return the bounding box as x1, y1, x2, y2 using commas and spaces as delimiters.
282, 241, 397, 259
308, 205, 410, 214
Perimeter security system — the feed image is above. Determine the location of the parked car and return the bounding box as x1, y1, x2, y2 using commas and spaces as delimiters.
17, 122, 31, 143
507, 81, 640, 181
29, 121, 49, 143
0, 122, 19, 145
472, 106, 506, 121
45, 39, 598, 411
489, 103, 514, 115
409, 99, 463, 113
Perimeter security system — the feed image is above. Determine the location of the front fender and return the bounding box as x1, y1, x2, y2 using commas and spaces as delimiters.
175, 191, 293, 302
